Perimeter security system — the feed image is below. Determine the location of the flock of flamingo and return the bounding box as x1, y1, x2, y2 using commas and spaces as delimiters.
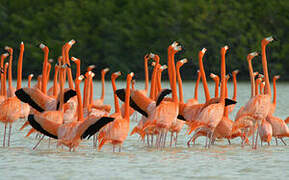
0, 36, 288, 152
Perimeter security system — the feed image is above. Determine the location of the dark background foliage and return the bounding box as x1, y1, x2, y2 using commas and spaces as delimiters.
0, 0, 288, 80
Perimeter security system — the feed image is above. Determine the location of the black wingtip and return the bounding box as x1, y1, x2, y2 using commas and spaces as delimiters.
64, 89, 77, 103
81, 117, 115, 140
156, 89, 172, 106
177, 114, 186, 121
116, 89, 148, 117
225, 98, 237, 106
28, 114, 58, 139
15, 89, 45, 112
116, 89, 125, 102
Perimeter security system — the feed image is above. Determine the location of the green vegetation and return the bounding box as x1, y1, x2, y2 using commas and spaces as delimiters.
0, 0, 288, 80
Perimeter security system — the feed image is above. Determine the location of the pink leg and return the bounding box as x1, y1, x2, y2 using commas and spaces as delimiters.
8, 124, 12, 147
3, 124, 7, 147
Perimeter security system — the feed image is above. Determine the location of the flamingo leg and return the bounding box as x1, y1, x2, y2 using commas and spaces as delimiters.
162, 131, 167, 148
151, 135, 153, 147
147, 135, 150, 147
8, 123, 12, 147
251, 122, 256, 149
33, 135, 44, 150
170, 132, 173, 147
275, 138, 278, 146
3, 124, 7, 147
254, 125, 259, 149
227, 139, 231, 145
280, 138, 287, 146
119, 145, 121, 152
113, 145, 115, 152
175, 133, 178, 147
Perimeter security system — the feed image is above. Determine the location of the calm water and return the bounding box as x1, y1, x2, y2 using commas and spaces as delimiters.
1, 80, 289, 180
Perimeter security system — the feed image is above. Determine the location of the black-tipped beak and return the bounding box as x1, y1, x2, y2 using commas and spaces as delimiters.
225, 98, 237, 106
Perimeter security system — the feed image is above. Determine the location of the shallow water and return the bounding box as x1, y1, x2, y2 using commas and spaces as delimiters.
1, 81, 289, 179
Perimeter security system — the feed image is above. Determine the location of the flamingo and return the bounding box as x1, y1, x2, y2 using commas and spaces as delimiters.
233, 36, 274, 149
94, 68, 110, 106
98, 72, 134, 152
190, 46, 230, 148
22, 65, 114, 150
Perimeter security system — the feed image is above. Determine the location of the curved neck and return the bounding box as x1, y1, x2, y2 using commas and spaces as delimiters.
53, 67, 59, 97
194, 72, 201, 100
157, 69, 163, 95
144, 57, 149, 93
112, 77, 120, 113
76, 61, 81, 79
176, 64, 184, 103
262, 43, 271, 96
124, 75, 132, 119
8, 50, 13, 90
84, 76, 91, 108
199, 52, 210, 102
248, 59, 255, 97
17, 44, 24, 90
232, 73, 237, 100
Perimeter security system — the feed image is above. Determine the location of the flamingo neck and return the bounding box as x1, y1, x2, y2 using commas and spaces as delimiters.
37, 76, 42, 90
199, 53, 210, 102
89, 77, 94, 105
149, 62, 158, 99
144, 58, 149, 93
255, 80, 260, 96
262, 44, 271, 96
232, 74, 237, 100
112, 77, 120, 113
46, 63, 51, 84
28, 76, 32, 88
65, 47, 74, 89
224, 78, 229, 117
168, 50, 178, 103
0, 56, 4, 96
59, 69, 64, 112
248, 59, 255, 97
8, 51, 13, 90
41, 47, 49, 94
53, 67, 59, 97
83, 77, 88, 107
273, 78, 277, 105
17, 44, 24, 90
76, 81, 83, 121
220, 51, 226, 103
100, 72, 106, 102
176, 64, 184, 103
76, 62, 81, 79
3, 65, 7, 97
214, 77, 219, 98
194, 72, 201, 100
157, 69, 163, 95
124, 76, 132, 119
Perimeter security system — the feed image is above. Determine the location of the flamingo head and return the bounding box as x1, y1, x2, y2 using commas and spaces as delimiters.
2, 53, 9, 59
71, 57, 80, 64
4, 62, 8, 69
171, 41, 182, 53
87, 65, 95, 72
274, 75, 280, 80
68, 39, 76, 46
112, 71, 121, 79
199, 48, 207, 59
253, 72, 259, 78
102, 68, 110, 74
4, 46, 13, 54
210, 73, 217, 79
221, 45, 229, 54
233, 69, 240, 75
247, 51, 258, 61
29, 74, 34, 78
262, 36, 274, 46
151, 62, 156, 66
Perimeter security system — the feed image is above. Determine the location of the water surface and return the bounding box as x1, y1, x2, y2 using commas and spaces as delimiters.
1, 81, 288, 179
